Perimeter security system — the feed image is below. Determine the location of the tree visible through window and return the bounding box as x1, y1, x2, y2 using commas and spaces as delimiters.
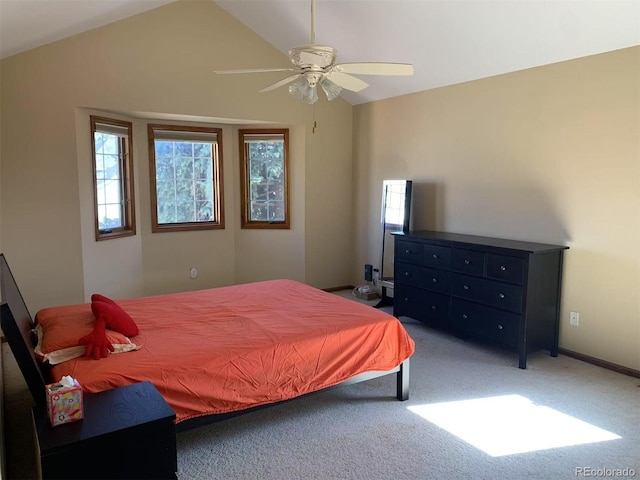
239, 129, 290, 229
148, 124, 224, 232
90, 116, 136, 241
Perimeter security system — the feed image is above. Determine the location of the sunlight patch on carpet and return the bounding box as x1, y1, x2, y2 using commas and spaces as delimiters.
408, 394, 620, 456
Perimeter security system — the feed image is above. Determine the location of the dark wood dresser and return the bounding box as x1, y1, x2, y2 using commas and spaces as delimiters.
393, 230, 568, 368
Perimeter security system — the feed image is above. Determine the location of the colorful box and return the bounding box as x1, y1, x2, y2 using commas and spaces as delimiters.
45, 377, 84, 427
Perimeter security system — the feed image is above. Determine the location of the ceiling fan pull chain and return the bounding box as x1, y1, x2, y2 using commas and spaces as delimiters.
312, 103, 317, 134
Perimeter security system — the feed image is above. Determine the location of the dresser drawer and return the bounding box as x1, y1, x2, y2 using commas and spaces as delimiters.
487, 253, 525, 285
452, 299, 520, 347
396, 240, 422, 264
395, 284, 450, 325
422, 244, 451, 269
396, 262, 451, 294
452, 248, 485, 276
452, 274, 523, 314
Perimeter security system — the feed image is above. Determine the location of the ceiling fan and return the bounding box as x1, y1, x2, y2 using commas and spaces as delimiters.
213, 0, 414, 104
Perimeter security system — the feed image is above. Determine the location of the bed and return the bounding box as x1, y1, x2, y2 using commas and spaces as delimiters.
0, 254, 414, 431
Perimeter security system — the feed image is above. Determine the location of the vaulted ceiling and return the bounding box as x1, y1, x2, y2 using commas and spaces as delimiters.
1, 0, 638, 105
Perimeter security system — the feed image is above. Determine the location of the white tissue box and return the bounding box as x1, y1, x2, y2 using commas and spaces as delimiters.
45, 377, 84, 427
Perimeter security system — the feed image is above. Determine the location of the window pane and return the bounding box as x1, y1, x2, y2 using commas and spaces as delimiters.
156, 156, 175, 180
268, 201, 284, 222
102, 135, 119, 155
104, 179, 122, 205
94, 133, 104, 155
175, 156, 194, 180
194, 143, 211, 158
95, 156, 106, 180
175, 142, 192, 157
247, 139, 285, 223
155, 141, 173, 157
97, 205, 107, 229
156, 180, 175, 205
149, 125, 223, 231
96, 179, 107, 206
195, 180, 212, 202
105, 204, 123, 228
268, 183, 284, 201
252, 182, 267, 201
91, 116, 135, 240
240, 130, 289, 229
251, 202, 268, 221
196, 201, 213, 221
194, 157, 211, 179
175, 178, 193, 203
158, 202, 176, 224
176, 201, 195, 223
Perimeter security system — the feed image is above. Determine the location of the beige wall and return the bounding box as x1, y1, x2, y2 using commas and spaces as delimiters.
0, 0, 353, 313
353, 47, 640, 370
1, 0, 636, 371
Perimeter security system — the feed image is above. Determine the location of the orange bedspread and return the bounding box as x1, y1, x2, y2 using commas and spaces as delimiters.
43, 280, 415, 423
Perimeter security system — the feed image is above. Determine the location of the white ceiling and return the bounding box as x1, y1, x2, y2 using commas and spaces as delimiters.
1, 0, 638, 105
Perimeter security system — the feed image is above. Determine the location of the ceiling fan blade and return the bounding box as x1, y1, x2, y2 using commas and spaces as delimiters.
214, 68, 295, 75
333, 63, 414, 76
259, 74, 302, 93
325, 72, 369, 92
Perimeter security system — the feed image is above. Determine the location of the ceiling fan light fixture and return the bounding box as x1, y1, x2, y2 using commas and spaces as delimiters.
288, 76, 318, 104
320, 78, 342, 101
213, 0, 413, 105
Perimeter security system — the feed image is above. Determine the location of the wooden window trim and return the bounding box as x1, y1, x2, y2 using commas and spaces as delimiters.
90, 116, 136, 241
148, 124, 225, 233
239, 129, 290, 230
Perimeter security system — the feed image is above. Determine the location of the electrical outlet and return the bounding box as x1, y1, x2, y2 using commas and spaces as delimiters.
570, 311, 580, 326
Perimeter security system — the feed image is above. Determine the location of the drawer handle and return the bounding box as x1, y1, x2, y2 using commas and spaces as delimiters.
499, 293, 505, 299
432, 254, 439, 259
498, 324, 503, 330
405, 249, 412, 254
500, 265, 507, 271
431, 305, 437, 310
464, 259, 470, 265
462, 314, 468, 319
463, 285, 469, 290
404, 297, 410, 302
432, 278, 437, 283
404, 272, 410, 277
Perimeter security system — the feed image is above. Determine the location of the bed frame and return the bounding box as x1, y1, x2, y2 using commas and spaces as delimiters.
0, 254, 409, 432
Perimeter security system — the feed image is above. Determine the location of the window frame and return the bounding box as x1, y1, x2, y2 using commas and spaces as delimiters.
239, 129, 290, 229
148, 124, 225, 233
90, 115, 136, 241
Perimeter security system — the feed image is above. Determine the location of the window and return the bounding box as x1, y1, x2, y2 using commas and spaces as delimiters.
148, 124, 224, 232
90, 116, 136, 241
239, 129, 290, 229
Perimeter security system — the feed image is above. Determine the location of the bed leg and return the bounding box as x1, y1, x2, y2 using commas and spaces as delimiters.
396, 358, 409, 401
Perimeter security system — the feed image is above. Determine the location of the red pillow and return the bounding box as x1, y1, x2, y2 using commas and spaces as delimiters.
91, 299, 139, 337
35, 307, 134, 364
91, 293, 117, 306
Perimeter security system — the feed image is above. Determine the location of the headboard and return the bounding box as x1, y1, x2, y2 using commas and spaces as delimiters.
0, 254, 46, 405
